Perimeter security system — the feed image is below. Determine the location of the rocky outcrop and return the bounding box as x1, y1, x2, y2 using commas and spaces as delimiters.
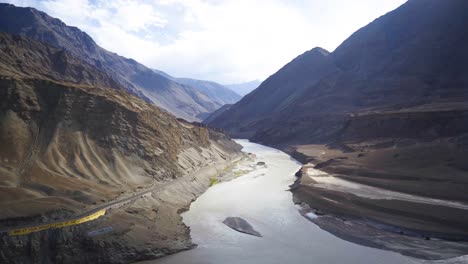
223, 217, 262, 237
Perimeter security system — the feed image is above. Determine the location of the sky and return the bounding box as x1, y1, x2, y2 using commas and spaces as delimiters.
3, 0, 406, 84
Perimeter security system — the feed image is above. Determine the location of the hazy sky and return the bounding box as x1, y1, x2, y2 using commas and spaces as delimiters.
4, 0, 406, 83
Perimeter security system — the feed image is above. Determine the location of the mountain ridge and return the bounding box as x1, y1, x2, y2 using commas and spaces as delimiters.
0, 3, 225, 121
208, 0, 468, 144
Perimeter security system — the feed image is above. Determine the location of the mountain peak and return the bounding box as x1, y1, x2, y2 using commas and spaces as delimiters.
291, 47, 330, 64
290, 47, 331, 66
209, 0, 468, 143
307, 47, 330, 56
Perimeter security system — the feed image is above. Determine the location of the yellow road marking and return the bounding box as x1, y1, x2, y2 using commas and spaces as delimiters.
8, 209, 106, 236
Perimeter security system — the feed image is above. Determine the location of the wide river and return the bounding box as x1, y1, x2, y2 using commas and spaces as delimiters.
147, 140, 465, 264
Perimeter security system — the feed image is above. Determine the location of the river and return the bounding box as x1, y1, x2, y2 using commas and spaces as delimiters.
145, 140, 466, 264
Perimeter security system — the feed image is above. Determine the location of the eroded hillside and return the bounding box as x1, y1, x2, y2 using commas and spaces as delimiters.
0, 32, 242, 263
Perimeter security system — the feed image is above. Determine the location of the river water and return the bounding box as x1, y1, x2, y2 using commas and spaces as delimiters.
147, 140, 464, 264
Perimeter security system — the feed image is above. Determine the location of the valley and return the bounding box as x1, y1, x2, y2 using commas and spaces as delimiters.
206, 0, 468, 261
0, 0, 467, 263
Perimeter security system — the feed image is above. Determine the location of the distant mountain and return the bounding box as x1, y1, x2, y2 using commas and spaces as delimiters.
225, 80, 261, 96
176, 78, 241, 104
152, 69, 242, 106
209, 0, 468, 144
0, 3, 221, 121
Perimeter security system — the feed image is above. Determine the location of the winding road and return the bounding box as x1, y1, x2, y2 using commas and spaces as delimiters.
1, 182, 163, 235
1, 154, 242, 236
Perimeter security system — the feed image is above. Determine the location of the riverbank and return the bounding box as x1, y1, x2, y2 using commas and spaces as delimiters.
143, 140, 428, 264
0, 145, 243, 264
290, 142, 468, 260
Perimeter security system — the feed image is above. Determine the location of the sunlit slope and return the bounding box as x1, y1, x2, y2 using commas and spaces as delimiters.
0, 32, 240, 220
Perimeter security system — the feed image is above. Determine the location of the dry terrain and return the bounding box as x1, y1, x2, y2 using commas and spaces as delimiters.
290, 141, 468, 259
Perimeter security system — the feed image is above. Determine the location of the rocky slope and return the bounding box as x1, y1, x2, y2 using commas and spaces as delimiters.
0, 32, 242, 263
0, 3, 224, 121
207, 0, 468, 259
0, 33, 121, 89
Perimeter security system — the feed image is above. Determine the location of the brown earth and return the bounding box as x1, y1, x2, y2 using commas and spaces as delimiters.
0, 32, 242, 263
290, 141, 468, 260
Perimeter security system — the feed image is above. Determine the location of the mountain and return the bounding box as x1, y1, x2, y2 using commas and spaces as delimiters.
0, 3, 221, 121
209, 0, 468, 144
203, 104, 233, 124
207, 0, 468, 258
209, 47, 339, 139
152, 69, 242, 111
225, 80, 261, 96
0, 33, 122, 89
0, 31, 241, 262
176, 78, 241, 105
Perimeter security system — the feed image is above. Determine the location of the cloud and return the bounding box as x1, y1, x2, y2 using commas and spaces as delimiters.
2, 0, 406, 83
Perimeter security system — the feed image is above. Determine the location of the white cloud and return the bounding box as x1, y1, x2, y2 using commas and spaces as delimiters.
2, 0, 406, 83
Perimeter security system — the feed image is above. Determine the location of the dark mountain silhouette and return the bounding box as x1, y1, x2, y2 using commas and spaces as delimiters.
203, 104, 233, 124
209, 0, 468, 144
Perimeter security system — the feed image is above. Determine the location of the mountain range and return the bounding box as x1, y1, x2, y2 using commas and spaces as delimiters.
0, 3, 240, 121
